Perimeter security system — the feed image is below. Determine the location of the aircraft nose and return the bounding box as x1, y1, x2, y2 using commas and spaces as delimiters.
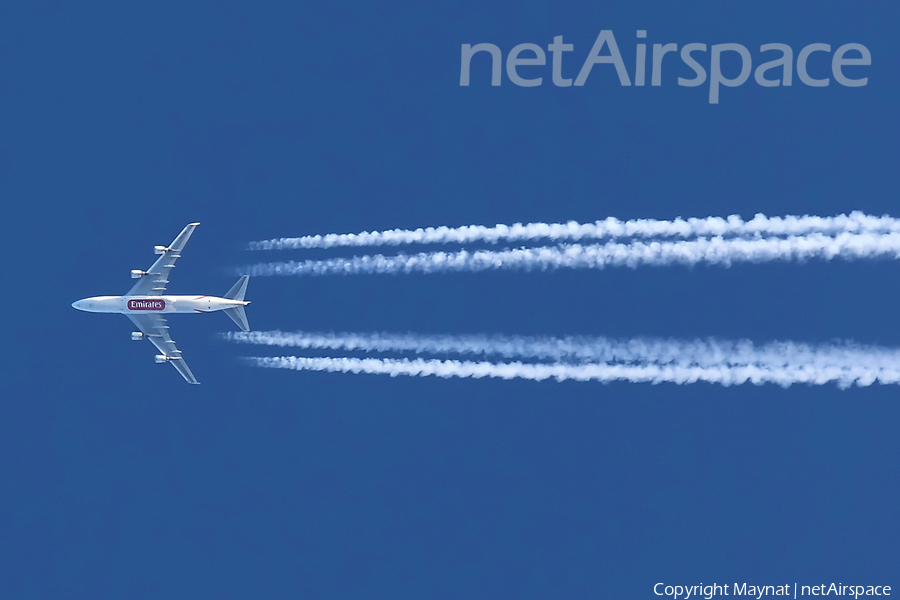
72, 300, 84, 311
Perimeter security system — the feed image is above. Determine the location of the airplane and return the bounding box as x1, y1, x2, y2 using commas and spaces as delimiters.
71, 222, 250, 384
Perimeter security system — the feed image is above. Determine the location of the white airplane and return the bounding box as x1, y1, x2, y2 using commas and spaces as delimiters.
71, 222, 250, 384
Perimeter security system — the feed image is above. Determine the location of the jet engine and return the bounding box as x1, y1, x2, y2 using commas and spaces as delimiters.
131, 269, 147, 278
131, 332, 145, 340
154, 245, 169, 255
155, 355, 170, 363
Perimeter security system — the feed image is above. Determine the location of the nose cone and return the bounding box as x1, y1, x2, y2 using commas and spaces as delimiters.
72, 300, 85, 311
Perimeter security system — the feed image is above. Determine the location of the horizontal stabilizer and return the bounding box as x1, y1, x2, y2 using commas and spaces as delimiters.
224, 306, 250, 332
225, 275, 249, 301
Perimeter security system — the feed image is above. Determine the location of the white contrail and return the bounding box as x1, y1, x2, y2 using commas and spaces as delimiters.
249, 212, 900, 250
245, 355, 900, 388
242, 232, 900, 277
224, 330, 900, 371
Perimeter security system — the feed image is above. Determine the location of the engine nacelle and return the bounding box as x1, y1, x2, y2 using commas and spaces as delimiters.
131, 332, 145, 341
154, 245, 169, 255
155, 355, 170, 363
131, 269, 147, 279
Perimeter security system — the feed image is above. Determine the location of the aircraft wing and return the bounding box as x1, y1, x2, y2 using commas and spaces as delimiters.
127, 222, 200, 296
127, 313, 200, 384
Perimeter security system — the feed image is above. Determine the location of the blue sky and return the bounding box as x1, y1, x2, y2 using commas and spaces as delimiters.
1, 2, 898, 598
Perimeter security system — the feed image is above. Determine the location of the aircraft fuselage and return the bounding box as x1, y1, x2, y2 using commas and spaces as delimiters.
71, 295, 248, 314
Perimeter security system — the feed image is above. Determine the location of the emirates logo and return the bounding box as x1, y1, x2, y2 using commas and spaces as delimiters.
128, 299, 166, 311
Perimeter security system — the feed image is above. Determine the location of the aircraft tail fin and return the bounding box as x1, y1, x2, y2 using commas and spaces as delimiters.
224, 306, 250, 332
224, 276, 250, 331
224, 275, 249, 301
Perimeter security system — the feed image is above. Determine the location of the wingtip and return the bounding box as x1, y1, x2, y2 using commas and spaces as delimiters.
189, 222, 201, 226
